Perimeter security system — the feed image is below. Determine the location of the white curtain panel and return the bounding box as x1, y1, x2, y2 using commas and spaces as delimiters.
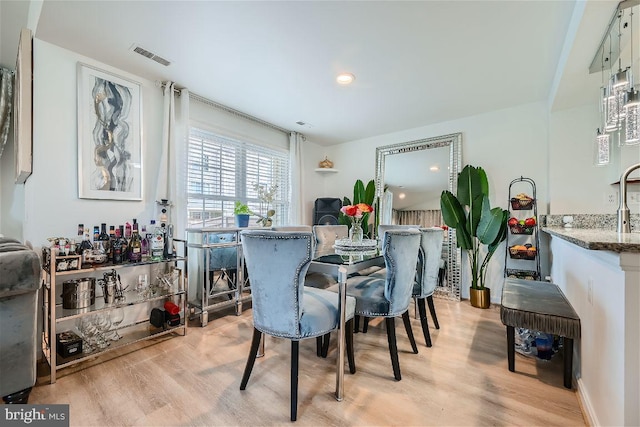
288, 132, 304, 225
157, 82, 189, 239
393, 209, 443, 228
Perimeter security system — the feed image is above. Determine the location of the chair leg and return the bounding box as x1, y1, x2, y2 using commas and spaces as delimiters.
362, 316, 369, 333
417, 298, 432, 348
321, 333, 330, 358
402, 311, 418, 354
240, 328, 263, 390
507, 325, 515, 372
291, 340, 299, 422
385, 317, 402, 381
346, 318, 356, 374
354, 315, 360, 333
426, 295, 440, 329
316, 336, 323, 357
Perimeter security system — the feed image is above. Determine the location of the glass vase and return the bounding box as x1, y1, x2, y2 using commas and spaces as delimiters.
349, 219, 364, 243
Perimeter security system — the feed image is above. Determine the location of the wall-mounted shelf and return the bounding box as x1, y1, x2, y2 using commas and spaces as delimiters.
315, 168, 339, 173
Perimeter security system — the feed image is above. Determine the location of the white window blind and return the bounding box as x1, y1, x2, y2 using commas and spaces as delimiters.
187, 127, 289, 228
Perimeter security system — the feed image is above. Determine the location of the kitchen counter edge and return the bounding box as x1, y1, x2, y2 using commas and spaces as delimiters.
541, 227, 640, 253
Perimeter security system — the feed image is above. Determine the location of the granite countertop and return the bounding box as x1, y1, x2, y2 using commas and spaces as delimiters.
541, 227, 640, 253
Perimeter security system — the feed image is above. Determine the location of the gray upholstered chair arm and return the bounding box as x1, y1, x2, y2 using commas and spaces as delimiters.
0, 239, 42, 297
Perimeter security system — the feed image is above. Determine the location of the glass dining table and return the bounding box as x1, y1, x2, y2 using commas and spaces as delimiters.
308, 243, 384, 401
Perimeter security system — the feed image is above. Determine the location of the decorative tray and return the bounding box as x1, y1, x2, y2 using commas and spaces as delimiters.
334, 247, 378, 257
333, 238, 378, 251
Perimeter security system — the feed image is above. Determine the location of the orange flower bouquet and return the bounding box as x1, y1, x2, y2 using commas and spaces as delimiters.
340, 203, 374, 242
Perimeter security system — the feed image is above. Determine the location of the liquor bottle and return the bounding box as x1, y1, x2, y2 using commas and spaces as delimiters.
78, 227, 93, 266
150, 220, 164, 261
145, 223, 155, 261
96, 223, 110, 261
118, 225, 129, 260
140, 224, 149, 260
163, 224, 174, 258
108, 226, 116, 261
124, 222, 132, 243
74, 223, 84, 255
129, 222, 142, 262
93, 226, 100, 249
112, 228, 124, 264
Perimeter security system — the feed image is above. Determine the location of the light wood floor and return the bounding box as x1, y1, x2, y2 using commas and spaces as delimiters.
29, 299, 586, 426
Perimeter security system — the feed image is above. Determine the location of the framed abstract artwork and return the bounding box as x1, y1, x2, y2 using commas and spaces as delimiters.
77, 63, 142, 200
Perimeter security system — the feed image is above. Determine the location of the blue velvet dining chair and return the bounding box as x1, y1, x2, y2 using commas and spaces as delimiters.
412, 228, 444, 347
368, 226, 444, 346
312, 224, 348, 245
355, 224, 419, 334
303, 225, 349, 291
328, 229, 421, 381
239, 230, 356, 422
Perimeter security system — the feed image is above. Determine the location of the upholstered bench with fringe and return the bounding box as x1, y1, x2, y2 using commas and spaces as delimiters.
500, 278, 581, 389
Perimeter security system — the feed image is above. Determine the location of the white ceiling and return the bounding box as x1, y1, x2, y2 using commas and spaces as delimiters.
1, 0, 618, 146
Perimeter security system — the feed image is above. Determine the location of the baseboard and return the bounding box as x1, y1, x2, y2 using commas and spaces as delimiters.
576, 377, 598, 427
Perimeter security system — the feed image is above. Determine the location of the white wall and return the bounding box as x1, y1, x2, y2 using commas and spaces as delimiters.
549, 236, 639, 427
314, 101, 549, 302
22, 39, 165, 247
549, 103, 640, 214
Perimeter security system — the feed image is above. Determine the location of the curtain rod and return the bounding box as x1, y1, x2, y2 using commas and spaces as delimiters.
189, 92, 293, 135
157, 81, 293, 135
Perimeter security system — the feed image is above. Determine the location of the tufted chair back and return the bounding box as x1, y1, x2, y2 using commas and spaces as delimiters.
312, 224, 348, 246
239, 230, 357, 421
241, 230, 312, 338
381, 229, 422, 316
378, 224, 419, 240
271, 226, 312, 232
414, 228, 445, 298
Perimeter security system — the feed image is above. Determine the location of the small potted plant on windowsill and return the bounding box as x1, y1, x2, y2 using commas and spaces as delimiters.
234, 201, 251, 228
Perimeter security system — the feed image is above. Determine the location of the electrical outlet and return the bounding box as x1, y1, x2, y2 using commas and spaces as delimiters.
587, 278, 593, 305
605, 192, 618, 205
629, 192, 640, 205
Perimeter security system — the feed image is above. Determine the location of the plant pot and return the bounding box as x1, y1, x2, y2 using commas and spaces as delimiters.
469, 287, 490, 309
235, 214, 250, 228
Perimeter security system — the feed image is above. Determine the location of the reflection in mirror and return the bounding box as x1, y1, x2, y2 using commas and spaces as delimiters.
375, 133, 462, 300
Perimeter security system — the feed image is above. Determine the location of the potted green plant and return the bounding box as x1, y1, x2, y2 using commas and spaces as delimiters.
234, 201, 252, 228
440, 165, 508, 308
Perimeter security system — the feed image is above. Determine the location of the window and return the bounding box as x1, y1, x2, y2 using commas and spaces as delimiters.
187, 127, 289, 228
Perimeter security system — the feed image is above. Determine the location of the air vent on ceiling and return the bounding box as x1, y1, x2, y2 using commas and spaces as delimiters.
296, 121, 314, 128
131, 45, 171, 66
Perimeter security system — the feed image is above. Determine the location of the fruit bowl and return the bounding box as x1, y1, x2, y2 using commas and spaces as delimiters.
510, 198, 535, 210
509, 245, 537, 260
509, 224, 535, 235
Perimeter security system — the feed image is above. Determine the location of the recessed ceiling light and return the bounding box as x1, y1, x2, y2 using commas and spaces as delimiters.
430, 165, 440, 172
398, 193, 406, 200
336, 73, 355, 85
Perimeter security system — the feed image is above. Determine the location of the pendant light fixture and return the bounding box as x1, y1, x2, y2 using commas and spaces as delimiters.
596, 44, 611, 166
624, 89, 640, 144
608, 10, 631, 129
591, 0, 639, 164
604, 34, 619, 132
623, 7, 639, 145
594, 128, 611, 166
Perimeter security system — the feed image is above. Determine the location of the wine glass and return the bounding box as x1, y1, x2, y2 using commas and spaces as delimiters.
110, 308, 125, 340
